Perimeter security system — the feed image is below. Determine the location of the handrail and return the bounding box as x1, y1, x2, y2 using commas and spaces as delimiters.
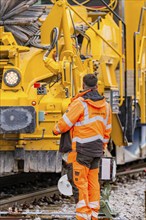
67, 4, 122, 57
134, 7, 146, 123
138, 36, 146, 64
138, 7, 146, 32
134, 7, 146, 97
99, 0, 128, 142
68, 0, 127, 109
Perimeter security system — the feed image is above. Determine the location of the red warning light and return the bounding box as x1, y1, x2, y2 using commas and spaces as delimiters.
34, 83, 41, 88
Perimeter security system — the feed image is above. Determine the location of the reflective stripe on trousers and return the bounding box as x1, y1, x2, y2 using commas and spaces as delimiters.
89, 201, 99, 209
76, 212, 91, 220
72, 161, 100, 220
91, 210, 98, 218
76, 200, 86, 209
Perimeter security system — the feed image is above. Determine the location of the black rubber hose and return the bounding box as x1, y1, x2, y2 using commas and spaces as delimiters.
43, 27, 59, 58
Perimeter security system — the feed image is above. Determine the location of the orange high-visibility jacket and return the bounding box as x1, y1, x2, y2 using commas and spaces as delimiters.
53, 89, 112, 157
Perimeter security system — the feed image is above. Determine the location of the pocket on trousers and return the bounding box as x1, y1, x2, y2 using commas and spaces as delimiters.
73, 161, 87, 186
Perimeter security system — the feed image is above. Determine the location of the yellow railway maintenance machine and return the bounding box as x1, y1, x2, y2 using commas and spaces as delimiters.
0, 0, 146, 173
0, 0, 145, 218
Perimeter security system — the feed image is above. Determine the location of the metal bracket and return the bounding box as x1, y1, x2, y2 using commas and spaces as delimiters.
100, 183, 117, 219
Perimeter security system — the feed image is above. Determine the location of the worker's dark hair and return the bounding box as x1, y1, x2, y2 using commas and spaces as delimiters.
83, 73, 97, 87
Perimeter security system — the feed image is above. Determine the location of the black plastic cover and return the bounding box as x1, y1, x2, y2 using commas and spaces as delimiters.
0, 106, 36, 134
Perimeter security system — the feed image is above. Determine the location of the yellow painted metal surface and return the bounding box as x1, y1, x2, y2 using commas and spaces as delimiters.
134, 7, 146, 123
124, 0, 146, 124
111, 114, 128, 146
125, 0, 145, 70
0, 0, 145, 157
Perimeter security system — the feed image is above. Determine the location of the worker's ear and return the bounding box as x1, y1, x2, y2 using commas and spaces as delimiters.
83, 82, 85, 89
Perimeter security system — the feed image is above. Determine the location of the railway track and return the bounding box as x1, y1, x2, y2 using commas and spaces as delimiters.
0, 212, 76, 219
0, 167, 145, 207
0, 163, 145, 219
117, 167, 146, 176
0, 210, 114, 219
0, 186, 58, 209
0, 186, 76, 219
0, 184, 77, 219
0, 184, 116, 219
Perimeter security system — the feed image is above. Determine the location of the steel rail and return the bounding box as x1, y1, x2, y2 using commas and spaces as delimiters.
0, 186, 58, 209
117, 167, 146, 176
0, 211, 114, 219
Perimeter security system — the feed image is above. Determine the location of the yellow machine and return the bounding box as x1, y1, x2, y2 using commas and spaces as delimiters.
0, 0, 146, 174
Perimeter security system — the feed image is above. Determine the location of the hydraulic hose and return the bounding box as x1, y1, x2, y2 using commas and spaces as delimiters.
43, 27, 59, 59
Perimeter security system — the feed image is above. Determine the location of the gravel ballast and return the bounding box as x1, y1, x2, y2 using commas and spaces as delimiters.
109, 178, 145, 220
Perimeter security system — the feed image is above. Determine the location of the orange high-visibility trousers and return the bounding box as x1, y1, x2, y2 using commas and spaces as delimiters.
72, 161, 100, 220
88, 168, 100, 220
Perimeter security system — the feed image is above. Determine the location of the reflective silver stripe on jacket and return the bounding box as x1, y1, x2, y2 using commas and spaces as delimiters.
105, 102, 110, 126
75, 115, 107, 126
75, 98, 109, 127
106, 124, 111, 130
79, 98, 89, 120
72, 134, 103, 143
103, 138, 109, 143
63, 113, 73, 127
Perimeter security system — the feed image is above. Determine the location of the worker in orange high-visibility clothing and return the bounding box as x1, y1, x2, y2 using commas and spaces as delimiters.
53, 74, 112, 220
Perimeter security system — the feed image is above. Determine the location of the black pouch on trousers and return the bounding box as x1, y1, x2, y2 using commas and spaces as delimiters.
59, 130, 72, 153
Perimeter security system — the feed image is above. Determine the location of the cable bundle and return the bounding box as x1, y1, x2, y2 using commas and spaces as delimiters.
0, 0, 47, 45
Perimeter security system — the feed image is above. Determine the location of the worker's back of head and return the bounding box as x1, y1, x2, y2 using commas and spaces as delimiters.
83, 74, 97, 90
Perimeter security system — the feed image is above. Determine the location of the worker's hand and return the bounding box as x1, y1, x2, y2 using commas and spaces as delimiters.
52, 124, 61, 136
52, 130, 58, 136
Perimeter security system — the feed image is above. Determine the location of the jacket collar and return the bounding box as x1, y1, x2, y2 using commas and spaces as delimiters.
71, 89, 91, 102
